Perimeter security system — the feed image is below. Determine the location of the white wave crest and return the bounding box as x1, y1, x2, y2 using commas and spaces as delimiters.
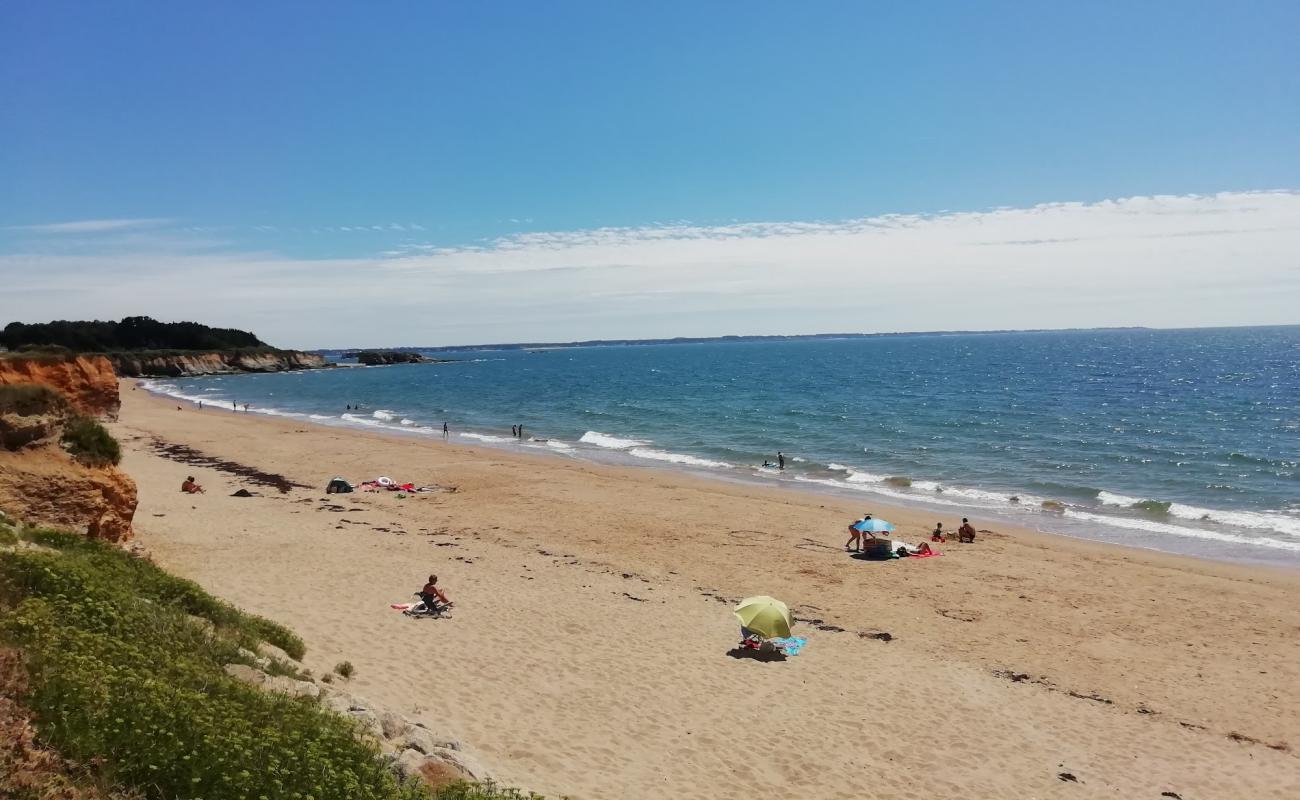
546, 440, 574, 450
1063, 509, 1300, 552
579, 431, 647, 449
373, 409, 397, 421
1097, 490, 1144, 507
400, 418, 416, 426
627, 447, 731, 469
459, 432, 516, 444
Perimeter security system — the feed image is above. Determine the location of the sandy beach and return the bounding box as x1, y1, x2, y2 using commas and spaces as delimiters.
112, 383, 1300, 799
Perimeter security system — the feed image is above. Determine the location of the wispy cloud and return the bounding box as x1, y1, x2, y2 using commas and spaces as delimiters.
10, 218, 171, 234
1, 191, 1297, 348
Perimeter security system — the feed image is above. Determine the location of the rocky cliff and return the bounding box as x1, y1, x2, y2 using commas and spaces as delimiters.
110, 350, 329, 377
0, 355, 121, 419
0, 388, 136, 543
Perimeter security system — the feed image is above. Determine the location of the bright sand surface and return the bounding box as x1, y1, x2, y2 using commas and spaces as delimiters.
113, 383, 1300, 799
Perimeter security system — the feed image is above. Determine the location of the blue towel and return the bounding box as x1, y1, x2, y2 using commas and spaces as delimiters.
771, 636, 808, 656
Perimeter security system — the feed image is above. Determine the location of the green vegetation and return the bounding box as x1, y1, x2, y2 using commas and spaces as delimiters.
0, 529, 412, 800
1, 317, 266, 353
335, 660, 356, 679
0, 385, 68, 417
0, 527, 546, 800
60, 417, 121, 467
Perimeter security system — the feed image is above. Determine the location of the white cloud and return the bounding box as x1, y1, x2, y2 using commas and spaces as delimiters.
9, 218, 170, 234
1, 191, 1297, 348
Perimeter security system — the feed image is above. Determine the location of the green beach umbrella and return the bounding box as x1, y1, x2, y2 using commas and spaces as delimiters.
733, 595, 792, 639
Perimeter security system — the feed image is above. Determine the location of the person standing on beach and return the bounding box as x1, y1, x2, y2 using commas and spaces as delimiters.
511, 425, 517, 437
518, 424, 524, 439
231, 401, 237, 411
777, 451, 786, 470
443, 422, 449, 439
845, 513, 871, 552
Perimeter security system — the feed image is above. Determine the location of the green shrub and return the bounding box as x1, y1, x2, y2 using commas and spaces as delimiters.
0, 385, 67, 417
430, 782, 548, 800
59, 417, 121, 467
0, 526, 16, 547
334, 660, 355, 679
0, 534, 417, 800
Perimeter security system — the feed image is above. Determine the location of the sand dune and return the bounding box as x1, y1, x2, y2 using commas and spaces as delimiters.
113, 384, 1300, 799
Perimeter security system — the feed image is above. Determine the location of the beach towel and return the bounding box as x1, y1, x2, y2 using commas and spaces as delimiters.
771, 636, 808, 656
907, 550, 942, 559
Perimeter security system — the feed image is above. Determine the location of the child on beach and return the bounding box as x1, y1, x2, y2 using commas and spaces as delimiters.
181, 476, 205, 494
931, 523, 945, 542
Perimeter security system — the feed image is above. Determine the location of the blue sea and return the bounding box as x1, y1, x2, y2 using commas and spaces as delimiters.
145, 327, 1300, 566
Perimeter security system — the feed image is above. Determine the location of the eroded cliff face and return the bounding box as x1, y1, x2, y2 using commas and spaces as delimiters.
0, 357, 136, 542
0, 355, 120, 419
110, 350, 328, 377
0, 447, 137, 542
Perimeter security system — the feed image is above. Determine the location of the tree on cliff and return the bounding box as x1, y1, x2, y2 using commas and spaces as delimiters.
1, 317, 267, 353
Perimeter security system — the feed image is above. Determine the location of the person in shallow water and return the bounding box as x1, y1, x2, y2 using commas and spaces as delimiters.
777, 451, 786, 470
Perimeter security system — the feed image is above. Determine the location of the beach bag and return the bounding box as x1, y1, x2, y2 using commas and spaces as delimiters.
326, 477, 353, 494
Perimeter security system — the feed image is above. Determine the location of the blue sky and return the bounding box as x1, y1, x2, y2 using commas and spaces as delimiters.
2, 2, 1298, 346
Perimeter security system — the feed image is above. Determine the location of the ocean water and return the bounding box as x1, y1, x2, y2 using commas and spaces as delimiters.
146, 327, 1300, 566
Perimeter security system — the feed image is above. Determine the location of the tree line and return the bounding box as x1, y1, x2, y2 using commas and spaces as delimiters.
1, 316, 267, 353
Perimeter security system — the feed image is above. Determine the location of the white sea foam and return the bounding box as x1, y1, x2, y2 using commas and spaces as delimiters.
1097, 490, 1145, 507
579, 431, 647, 449
459, 432, 516, 444
373, 409, 397, 421
546, 440, 574, 450
845, 470, 888, 484
792, 475, 968, 507
1095, 491, 1300, 537
341, 412, 388, 428
627, 447, 731, 469
1063, 509, 1300, 552
911, 480, 942, 492
309, 414, 333, 420
400, 418, 416, 426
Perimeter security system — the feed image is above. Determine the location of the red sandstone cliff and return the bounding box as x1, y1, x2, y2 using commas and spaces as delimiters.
0, 356, 136, 542
0, 355, 120, 419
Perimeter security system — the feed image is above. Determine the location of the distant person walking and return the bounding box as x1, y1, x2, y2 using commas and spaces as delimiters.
777, 451, 786, 470
518, 424, 524, 439
442, 422, 449, 439
511, 425, 518, 437
231, 401, 237, 411
243, 403, 249, 412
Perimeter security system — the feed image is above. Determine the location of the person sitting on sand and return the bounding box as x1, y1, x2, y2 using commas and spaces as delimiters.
958, 518, 976, 543
419, 574, 450, 611
931, 522, 945, 542
181, 476, 205, 494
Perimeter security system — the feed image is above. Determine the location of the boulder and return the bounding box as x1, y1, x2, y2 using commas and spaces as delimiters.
379, 710, 411, 740
392, 747, 481, 789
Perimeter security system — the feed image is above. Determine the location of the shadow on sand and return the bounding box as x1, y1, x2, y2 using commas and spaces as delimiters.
725, 647, 788, 663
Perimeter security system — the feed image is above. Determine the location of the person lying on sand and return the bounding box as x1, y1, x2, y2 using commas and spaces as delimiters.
895, 541, 933, 557
958, 518, 976, 543
181, 476, 205, 494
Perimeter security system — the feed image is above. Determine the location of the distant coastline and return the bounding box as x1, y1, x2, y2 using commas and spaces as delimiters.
313, 325, 1161, 355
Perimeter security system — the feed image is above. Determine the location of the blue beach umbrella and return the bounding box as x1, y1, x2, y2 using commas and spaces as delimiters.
852, 518, 895, 533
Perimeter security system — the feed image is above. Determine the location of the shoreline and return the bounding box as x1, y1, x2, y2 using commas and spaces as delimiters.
112, 380, 1300, 798
139, 376, 1300, 570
